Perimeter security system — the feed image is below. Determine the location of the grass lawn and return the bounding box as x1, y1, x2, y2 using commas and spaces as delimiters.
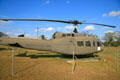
0, 45, 120, 80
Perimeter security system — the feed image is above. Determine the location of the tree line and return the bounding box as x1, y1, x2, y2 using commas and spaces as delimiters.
103, 31, 120, 47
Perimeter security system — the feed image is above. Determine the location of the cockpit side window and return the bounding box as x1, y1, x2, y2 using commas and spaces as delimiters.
77, 41, 84, 47
97, 41, 101, 46
85, 41, 91, 47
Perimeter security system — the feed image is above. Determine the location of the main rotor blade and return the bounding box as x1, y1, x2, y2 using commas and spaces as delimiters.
0, 19, 72, 24
0, 19, 116, 28
83, 22, 116, 28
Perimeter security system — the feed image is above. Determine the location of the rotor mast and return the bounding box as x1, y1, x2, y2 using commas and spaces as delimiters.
73, 24, 78, 33
72, 20, 82, 33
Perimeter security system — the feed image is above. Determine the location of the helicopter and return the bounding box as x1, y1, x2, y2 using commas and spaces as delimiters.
0, 19, 116, 55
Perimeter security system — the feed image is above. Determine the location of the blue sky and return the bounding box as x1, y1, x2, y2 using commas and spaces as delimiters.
0, 0, 120, 39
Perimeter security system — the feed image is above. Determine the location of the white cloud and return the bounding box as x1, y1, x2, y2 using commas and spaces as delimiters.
104, 31, 114, 33
57, 27, 62, 30
109, 11, 120, 16
14, 33, 20, 36
25, 34, 30, 38
102, 27, 110, 29
47, 27, 54, 31
0, 21, 13, 25
44, 0, 50, 4
64, 25, 74, 30
6, 32, 18, 37
66, 0, 70, 4
6, 32, 13, 35
102, 14, 107, 17
84, 25, 95, 31
35, 29, 40, 32
0, 15, 10, 18
0, 15, 7, 18
35, 27, 54, 32
0, 21, 13, 27
40, 27, 54, 32
103, 10, 120, 17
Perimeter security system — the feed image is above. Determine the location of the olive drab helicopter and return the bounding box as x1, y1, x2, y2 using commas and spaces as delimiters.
0, 19, 116, 55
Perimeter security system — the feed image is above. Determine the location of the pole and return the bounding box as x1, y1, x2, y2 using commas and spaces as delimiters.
72, 33, 77, 73
37, 26, 38, 39
116, 48, 118, 72
72, 49, 75, 73
36, 25, 39, 39
12, 48, 14, 76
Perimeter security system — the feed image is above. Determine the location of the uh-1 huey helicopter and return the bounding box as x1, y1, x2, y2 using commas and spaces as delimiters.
0, 19, 116, 55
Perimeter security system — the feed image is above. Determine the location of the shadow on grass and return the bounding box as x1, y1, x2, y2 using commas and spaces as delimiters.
0, 48, 6, 51
16, 51, 99, 59
0, 48, 11, 51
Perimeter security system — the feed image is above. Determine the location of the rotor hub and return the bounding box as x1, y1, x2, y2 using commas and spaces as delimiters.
73, 20, 79, 25
73, 20, 82, 25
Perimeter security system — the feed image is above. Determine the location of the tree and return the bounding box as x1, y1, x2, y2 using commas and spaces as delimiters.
103, 31, 115, 46
0, 32, 8, 37
115, 31, 120, 42
80, 31, 87, 36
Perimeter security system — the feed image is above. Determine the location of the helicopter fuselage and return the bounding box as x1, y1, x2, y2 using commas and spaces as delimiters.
0, 35, 104, 55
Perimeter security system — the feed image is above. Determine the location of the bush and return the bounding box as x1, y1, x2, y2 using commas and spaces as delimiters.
103, 41, 120, 47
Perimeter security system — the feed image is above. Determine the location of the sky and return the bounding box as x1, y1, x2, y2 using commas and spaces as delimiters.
0, 0, 120, 39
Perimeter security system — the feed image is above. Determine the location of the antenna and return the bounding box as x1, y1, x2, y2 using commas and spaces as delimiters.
36, 25, 39, 39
